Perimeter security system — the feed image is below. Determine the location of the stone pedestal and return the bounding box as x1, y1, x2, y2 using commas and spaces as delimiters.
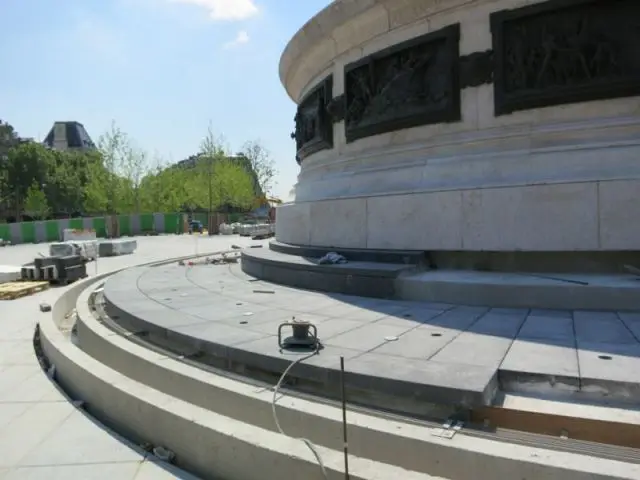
278, 0, 640, 272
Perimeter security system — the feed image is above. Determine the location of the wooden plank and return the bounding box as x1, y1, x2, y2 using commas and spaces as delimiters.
472, 406, 640, 449
0, 281, 46, 291
0, 281, 49, 300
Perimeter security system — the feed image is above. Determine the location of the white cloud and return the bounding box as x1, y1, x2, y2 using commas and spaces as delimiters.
223, 30, 250, 49
169, 0, 259, 21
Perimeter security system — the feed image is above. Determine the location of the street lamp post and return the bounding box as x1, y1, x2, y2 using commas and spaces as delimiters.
208, 156, 213, 235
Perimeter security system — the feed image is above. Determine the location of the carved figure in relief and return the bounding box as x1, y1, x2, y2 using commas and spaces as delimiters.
291, 77, 333, 161
502, 3, 638, 94
346, 41, 451, 129
293, 97, 320, 149
345, 69, 373, 128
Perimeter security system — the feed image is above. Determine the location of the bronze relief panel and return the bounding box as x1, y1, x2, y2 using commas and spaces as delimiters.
343, 24, 461, 143
292, 76, 334, 164
491, 0, 640, 115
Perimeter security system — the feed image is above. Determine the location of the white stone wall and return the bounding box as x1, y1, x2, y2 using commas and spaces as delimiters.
277, 178, 640, 251
278, 0, 640, 252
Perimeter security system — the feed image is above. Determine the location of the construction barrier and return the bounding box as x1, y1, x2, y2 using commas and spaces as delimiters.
0, 211, 266, 245
63, 229, 97, 242
0, 213, 189, 245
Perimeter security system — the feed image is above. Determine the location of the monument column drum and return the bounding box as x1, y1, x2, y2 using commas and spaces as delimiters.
277, 0, 640, 274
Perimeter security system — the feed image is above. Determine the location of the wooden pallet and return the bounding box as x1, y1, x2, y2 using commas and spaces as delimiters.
0, 281, 50, 300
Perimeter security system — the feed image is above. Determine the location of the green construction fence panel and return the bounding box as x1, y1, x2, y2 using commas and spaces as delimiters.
92, 217, 107, 238
68, 218, 83, 230
0, 223, 10, 242
45, 220, 60, 242
163, 213, 181, 234
194, 213, 208, 228
21, 221, 36, 244
177, 213, 185, 233
118, 215, 132, 236
140, 213, 154, 232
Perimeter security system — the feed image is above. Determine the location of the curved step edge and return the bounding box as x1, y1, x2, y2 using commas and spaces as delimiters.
74, 274, 640, 480
39, 275, 442, 480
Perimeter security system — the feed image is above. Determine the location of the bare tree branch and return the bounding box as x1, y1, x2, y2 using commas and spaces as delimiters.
240, 139, 277, 196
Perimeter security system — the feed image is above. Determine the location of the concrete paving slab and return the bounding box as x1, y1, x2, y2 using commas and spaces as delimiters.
0, 327, 42, 341
574, 311, 638, 345
0, 342, 40, 366
178, 304, 263, 323
373, 313, 437, 328
499, 339, 581, 395
314, 303, 393, 322
135, 460, 203, 480
226, 308, 298, 325
430, 333, 515, 368
578, 342, 640, 403
419, 305, 488, 330
324, 323, 415, 351
518, 313, 575, 344
119, 302, 177, 317
0, 366, 42, 395
396, 269, 640, 310
0, 402, 76, 467
17, 410, 143, 466
617, 312, 640, 341
467, 309, 528, 337
228, 335, 362, 383
501, 339, 579, 378
345, 354, 497, 407
280, 318, 359, 340
0, 403, 32, 430
236, 312, 331, 335
375, 306, 445, 326
425, 309, 526, 369
370, 326, 459, 359
172, 321, 269, 347
578, 342, 640, 381
137, 309, 206, 329
0, 369, 63, 403
264, 295, 340, 313
2, 462, 143, 480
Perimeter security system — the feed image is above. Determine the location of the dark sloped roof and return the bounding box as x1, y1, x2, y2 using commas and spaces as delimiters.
42, 121, 96, 150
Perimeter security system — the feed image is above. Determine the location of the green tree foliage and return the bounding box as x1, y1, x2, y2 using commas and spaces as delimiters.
46, 149, 90, 215
0, 121, 19, 182
24, 182, 50, 219
4, 142, 50, 218
83, 152, 111, 214
0, 119, 268, 220
212, 159, 255, 210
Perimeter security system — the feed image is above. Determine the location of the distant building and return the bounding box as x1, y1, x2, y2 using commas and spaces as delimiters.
43, 121, 96, 151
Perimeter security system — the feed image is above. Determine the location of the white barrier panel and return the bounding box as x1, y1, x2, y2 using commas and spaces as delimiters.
219, 224, 234, 235
98, 239, 137, 256
63, 229, 97, 242
0, 265, 21, 284
50, 241, 98, 261
237, 223, 274, 236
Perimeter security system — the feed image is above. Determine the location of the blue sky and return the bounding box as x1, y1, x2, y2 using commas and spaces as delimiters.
0, 0, 331, 199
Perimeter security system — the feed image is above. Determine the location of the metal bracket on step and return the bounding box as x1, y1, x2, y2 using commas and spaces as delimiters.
431, 419, 464, 439
624, 265, 640, 280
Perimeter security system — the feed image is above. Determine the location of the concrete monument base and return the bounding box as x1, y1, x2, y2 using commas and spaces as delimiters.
279, 0, 640, 270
